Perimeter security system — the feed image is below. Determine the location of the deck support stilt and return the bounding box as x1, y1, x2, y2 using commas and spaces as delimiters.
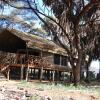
52, 71, 55, 82
57, 70, 59, 82
47, 70, 50, 80
59, 71, 62, 81
55, 70, 57, 81
33, 68, 35, 79
38, 69, 40, 79
62, 72, 65, 81
7, 68, 10, 81
21, 65, 24, 80
44, 70, 46, 80
26, 66, 29, 82
50, 71, 52, 81
30, 68, 32, 74
40, 67, 43, 82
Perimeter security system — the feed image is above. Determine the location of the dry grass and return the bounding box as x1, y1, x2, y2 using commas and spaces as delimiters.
0, 80, 100, 100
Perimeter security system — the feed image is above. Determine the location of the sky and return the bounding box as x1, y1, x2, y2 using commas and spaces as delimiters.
90, 60, 100, 74
0, 0, 51, 25
0, 6, 13, 15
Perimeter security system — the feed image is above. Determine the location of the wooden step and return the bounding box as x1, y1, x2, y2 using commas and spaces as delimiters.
0, 73, 7, 81
0, 65, 9, 72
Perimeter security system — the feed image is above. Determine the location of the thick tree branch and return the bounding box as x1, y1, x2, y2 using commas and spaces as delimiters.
76, 0, 100, 26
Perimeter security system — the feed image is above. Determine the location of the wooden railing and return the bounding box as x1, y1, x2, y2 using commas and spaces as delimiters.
1, 54, 51, 67
0, 53, 70, 71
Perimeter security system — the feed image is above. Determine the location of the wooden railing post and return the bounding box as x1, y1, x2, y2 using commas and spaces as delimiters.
25, 41, 29, 82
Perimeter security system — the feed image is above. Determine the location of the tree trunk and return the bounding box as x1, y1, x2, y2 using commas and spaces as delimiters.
85, 58, 92, 83
72, 51, 82, 86
72, 64, 80, 86
86, 65, 89, 82
70, 72, 72, 82
86, 59, 92, 83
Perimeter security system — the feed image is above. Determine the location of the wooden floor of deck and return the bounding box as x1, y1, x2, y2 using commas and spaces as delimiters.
9, 64, 70, 72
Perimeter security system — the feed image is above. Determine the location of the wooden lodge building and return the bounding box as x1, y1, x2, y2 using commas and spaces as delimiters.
0, 29, 71, 82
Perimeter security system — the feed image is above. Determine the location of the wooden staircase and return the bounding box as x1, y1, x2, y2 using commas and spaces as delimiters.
0, 73, 7, 81
0, 64, 9, 72
0, 64, 9, 80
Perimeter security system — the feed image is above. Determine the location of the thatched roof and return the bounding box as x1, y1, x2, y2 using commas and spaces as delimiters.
0, 29, 67, 55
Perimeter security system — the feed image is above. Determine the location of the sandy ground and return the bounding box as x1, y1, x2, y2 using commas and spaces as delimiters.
0, 80, 100, 100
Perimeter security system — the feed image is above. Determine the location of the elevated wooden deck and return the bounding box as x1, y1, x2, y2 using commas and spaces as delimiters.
9, 64, 69, 71
0, 54, 71, 82
0, 63, 71, 81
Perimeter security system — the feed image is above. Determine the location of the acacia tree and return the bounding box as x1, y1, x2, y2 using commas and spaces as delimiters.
41, 0, 100, 85
1, 0, 100, 85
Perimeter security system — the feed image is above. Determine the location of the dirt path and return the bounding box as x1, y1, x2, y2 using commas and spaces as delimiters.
0, 81, 100, 100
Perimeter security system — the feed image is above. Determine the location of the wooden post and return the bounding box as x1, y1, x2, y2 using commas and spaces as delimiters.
33, 68, 35, 79
52, 71, 55, 82
60, 55, 62, 66
59, 56, 62, 81
25, 41, 29, 82
44, 70, 47, 80
26, 66, 29, 81
21, 64, 24, 80
31, 68, 32, 74
33, 69, 35, 74
40, 51, 43, 81
50, 71, 52, 81
7, 68, 10, 81
47, 70, 50, 80
59, 71, 62, 81
62, 72, 64, 81
40, 67, 43, 82
38, 69, 40, 79
57, 70, 59, 82
44, 70, 46, 80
